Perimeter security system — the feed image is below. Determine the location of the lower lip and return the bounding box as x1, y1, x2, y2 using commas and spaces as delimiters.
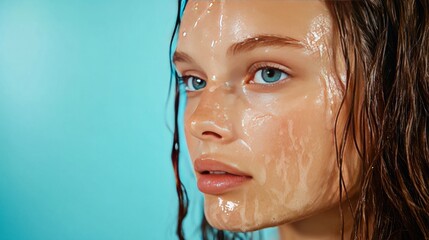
197, 174, 251, 195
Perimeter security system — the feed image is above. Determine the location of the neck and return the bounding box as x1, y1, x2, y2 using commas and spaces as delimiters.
278, 200, 356, 240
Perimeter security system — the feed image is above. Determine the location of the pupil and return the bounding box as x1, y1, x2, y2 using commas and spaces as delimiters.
262, 68, 281, 82
192, 78, 206, 89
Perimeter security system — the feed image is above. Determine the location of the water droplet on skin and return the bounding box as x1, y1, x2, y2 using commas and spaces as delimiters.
217, 198, 239, 215
182, 32, 187, 37
223, 81, 232, 90
225, 201, 238, 212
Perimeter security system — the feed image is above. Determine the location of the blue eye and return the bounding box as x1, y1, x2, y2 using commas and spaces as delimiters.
253, 67, 289, 84
182, 76, 207, 91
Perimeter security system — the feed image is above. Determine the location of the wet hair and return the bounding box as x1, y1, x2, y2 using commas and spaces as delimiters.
169, 0, 429, 239
327, 0, 429, 239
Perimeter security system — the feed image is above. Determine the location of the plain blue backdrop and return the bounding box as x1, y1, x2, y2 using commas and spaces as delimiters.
0, 0, 185, 239
0, 1, 278, 239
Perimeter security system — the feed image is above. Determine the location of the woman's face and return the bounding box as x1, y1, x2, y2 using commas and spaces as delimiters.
174, 0, 360, 232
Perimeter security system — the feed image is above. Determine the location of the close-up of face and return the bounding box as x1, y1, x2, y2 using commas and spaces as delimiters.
174, 0, 362, 233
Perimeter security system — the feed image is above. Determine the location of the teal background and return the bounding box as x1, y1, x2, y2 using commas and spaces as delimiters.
0, 1, 185, 239
0, 1, 278, 239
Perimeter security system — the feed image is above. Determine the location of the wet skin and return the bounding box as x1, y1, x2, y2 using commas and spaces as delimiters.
174, 0, 361, 238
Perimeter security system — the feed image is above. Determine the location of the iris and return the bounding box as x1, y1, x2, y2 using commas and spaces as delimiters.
182, 76, 207, 91
254, 68, 288, 84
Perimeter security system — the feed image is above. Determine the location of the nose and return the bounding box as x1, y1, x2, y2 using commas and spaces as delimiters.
187, 89, 235, 143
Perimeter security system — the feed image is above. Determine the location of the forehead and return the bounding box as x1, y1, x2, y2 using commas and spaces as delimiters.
178, 0, 330, 49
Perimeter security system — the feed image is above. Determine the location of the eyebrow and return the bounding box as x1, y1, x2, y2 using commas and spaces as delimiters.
227, 34, 304, 56
173, 51, 194, 63
173, 34, 304, 64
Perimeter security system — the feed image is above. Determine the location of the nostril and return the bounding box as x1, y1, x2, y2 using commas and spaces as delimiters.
202, 131, 222, 139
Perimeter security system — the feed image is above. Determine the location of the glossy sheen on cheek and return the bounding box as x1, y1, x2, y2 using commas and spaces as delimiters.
241, 93, 336, 209
197, 82, 343, 232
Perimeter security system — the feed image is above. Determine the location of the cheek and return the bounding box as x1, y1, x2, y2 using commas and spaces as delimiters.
182, 74, 353, 230
241, 100, 340, 212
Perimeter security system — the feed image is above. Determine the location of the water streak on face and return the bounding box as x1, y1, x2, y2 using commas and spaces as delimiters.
175, 0, 360, 232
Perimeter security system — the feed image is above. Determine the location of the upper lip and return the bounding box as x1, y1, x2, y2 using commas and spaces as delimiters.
194, 156, 252, 177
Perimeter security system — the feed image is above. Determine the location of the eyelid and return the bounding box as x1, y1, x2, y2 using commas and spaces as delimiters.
248, 62, 291, 76
246, 62, 292, 84
177, 70, 204, 82
177, 69, 206, 80
179, 74, 203, 83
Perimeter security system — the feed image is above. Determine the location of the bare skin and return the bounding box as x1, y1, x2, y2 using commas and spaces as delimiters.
174, 0, 361, 239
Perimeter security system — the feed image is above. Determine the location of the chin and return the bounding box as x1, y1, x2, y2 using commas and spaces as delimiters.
205, 213, 285, 233
203, 198, 282, 232
205, 215, 264, 233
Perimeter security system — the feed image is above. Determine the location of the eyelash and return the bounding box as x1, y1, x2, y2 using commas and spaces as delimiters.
177, 62, 291, 91
178, 75, 206, 92
247, 62, 291, 84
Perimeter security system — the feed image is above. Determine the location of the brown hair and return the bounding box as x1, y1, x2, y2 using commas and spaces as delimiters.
170, 0, 429, 239
327, 0, 429, 239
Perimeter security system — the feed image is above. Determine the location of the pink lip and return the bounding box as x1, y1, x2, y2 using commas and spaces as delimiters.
194, 158, 252, 195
